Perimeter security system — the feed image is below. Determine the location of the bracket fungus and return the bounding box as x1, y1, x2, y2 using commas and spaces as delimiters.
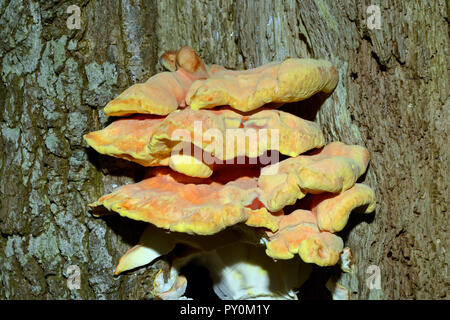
84, 108, 324, 177
90, 168, 279, 235
258, 141, 371, 212
104, 46, 221, 116
186, 58, 338, 112
85, 46, 376, 300
264, 209, 344, 266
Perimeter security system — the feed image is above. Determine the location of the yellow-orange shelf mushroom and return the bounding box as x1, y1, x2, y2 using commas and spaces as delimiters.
313, 183, 376, 233
85, 46, 376, 299
150, 108, 324, 159
265, 209, 344, 266
258, 141, 371, 212
90, 141, 375, 266
90, 168, 279, 235
263, 184, 375, 265
186, 58, 338, 112
83, 115, 165, 166
104, 46, 217, 116
83, 108, 324, 177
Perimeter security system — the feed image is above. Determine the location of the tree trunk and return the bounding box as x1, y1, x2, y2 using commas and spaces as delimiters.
0, 0, 447, 299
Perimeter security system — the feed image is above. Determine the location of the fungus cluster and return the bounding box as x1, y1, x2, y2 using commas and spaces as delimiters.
84, 46, 376, 300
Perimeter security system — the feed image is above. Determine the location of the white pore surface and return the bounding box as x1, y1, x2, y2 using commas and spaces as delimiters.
194, 242, 313, 300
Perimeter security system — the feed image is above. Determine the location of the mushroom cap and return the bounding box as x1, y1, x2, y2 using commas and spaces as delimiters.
113, 226, 177, 275
265, 209, 344, 266
186, 58, 338, 112
175, 46, 209, 78
90, 168, 279, 235
149, 108, 324, 162
103, 71, 191, 116
298, 232, 344, 267
83, 115, 166, 166
258, 141, 370, 212
83, 108, 324, 177
159, 50, 177, 72
104, 46, 210, 116
314, 183, 376, 233
168, 153, 214, 178
263, 180, 375, 266
152, 268, 188, 300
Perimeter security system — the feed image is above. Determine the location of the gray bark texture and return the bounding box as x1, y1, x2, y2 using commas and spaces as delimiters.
0, 0, 448, 300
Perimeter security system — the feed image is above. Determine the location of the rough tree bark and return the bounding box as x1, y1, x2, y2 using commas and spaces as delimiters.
0, 0, 448, 299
